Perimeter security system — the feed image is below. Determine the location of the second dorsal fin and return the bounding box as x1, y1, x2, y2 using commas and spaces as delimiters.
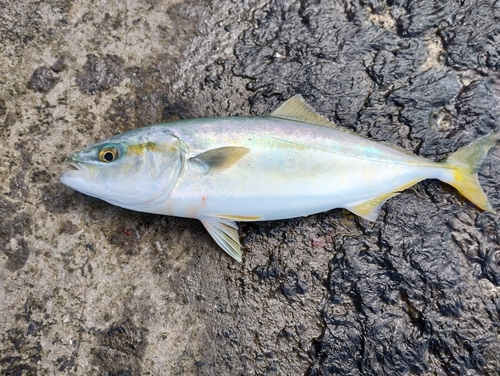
269, 94, 336, 129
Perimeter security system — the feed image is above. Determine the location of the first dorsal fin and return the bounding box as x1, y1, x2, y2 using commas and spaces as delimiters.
269, 94, 336, 129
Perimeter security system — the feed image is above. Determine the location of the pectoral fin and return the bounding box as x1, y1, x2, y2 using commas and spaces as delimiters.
191, 147, 250, 174
200, 217, 242, 262
346, 192, 400, 221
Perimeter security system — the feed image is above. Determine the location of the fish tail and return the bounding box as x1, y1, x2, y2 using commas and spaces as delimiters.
443, 134, 500, 213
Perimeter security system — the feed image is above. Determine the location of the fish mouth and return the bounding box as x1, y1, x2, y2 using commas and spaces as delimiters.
62, 156, 85, 173
65, 160, 81, 171
59, 157, 93, 183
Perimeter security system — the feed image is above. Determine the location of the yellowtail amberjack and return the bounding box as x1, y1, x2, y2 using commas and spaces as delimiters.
60, 95, 499, 261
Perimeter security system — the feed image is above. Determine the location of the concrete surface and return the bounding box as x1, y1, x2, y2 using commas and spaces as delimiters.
1, 0, 500, 375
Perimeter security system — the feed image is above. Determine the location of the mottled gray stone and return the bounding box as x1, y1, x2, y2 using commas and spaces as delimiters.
1, 0, 499, 375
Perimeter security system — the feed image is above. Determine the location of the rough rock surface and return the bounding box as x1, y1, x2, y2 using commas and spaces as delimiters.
1, 0, 500, 375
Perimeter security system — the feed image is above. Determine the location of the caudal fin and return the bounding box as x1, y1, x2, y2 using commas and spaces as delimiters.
444, 134, 500, 213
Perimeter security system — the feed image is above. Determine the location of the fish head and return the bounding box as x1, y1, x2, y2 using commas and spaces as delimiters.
59, 128, 185, 209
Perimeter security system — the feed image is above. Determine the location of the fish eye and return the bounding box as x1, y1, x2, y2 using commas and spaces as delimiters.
99, 147, 118, 163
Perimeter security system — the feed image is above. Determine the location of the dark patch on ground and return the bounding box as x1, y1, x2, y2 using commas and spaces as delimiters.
0, 98, 6, 116
27, 66, 59, 93
307, 214, 500, 375
163, 0, 206, 74
0, 198, 32, 271
102, 0, 252, 137
0, 197, 18, 230
232, 0, 500, 374
1, 1, 74, 47
15, 142, 33, 171
58, 220, 78, 235
30, 168, 53, 184
109, 225, 142, 256
76, 54, 125, 95
254, 255, 284, 282
90, 208, 157, 256
56, 355, 75, 372
85, 209, 197, 274
106, 84, 190, 134
0, 355, 35, 375
404, 1, 500, 72
4, 238, 31, 272
280, 268, 309, 301
91, 319, 148, 375
1, 296, 49, 374
50, 57, 66, 72
105, 59, 197, 135
1, 111, 16, 138
149, 216, 205, 275
9, 171, 29, 200
9, 141, 34, 200
41, 185, 78, 214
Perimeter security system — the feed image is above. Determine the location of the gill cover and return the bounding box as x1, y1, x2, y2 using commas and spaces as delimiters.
121, 132, 185, 207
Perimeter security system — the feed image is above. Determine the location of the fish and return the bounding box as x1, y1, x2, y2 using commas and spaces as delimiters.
60, 95, 499, 261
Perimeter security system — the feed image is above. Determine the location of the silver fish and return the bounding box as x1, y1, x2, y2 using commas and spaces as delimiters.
60, 95, 499, 261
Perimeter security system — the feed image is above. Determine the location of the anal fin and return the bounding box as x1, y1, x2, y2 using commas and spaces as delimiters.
346, 192, 400, 221
200, 217, 242, 262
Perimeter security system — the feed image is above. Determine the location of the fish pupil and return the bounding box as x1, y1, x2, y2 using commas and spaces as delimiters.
103, 151, 114, 162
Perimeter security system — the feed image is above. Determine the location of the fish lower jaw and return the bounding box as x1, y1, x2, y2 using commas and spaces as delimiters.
59, 169, 85, 183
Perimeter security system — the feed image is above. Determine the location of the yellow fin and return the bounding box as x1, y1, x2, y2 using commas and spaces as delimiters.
269, 94, 336, 129
216, 214, 262, 221
443, 134, 500, 213
346, 192, 400, 221
191, 146, 250, 174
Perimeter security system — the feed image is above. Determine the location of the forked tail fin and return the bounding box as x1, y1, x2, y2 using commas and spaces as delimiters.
444, 134, 500, 213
